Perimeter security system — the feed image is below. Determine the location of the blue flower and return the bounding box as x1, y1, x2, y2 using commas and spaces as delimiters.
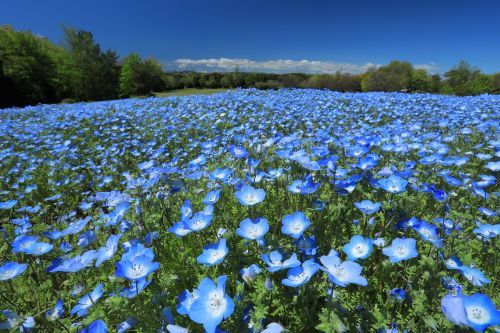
234, 184, 266, 206
458, 266, 490, 287
0, 200, 17, 209
45, 299, 64, 321
0, 261, 28, 281
378, 175, 408, 194
79, 319, 107, 333
296, 235, 318, 256
473, 222, 500, 241
343, 235, 373, 261
320, 250, 367, 287
95, 233, 122, 267
281, 211, 311, 239
183, 211, 213, 232
288, 175, 320, 194
203, 190, 221, 205
116, 318, 136, 333
228, 145, 249, 159
115, 244, 160, 281
180, 200, 193, 219
282, 259, 320, 287
462, 293, 500, 332
390, 288, 406, 302
70, 283, 104, 317
236, 217, 269, 241
188, 275, 235, 333
382, 238, 418, 263
197, 238, 228, 266
11, 235, 38, 253
177, 289, 198, 315
239, 264, 262, 284
261, 250, 301, 272
412, 221, 443, 248
441, 290, 469, 327
354, 200, 381, 215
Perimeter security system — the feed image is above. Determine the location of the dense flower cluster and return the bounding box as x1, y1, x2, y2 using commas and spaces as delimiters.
0, 89, 498, 332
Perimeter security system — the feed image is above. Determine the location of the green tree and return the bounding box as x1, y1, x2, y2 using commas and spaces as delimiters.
119, 54, 165, 97
62, 26, 119, 101
0, 25, 69, 106
361, 61, 414, 92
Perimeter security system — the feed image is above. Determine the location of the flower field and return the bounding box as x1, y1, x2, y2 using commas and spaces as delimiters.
0, 89, 499, 332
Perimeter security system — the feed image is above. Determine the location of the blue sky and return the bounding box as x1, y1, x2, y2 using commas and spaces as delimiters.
1, 0, 499, 74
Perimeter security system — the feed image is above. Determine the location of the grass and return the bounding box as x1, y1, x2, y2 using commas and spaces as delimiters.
153, 88, 231, 97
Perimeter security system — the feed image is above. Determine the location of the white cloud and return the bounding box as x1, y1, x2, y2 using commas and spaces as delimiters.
167, 58, 439, 74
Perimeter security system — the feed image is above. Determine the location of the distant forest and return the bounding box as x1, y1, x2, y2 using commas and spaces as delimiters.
1, 25, 499, 108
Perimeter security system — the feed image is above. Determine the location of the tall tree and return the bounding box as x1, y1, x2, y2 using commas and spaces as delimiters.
62, 27, 119, 101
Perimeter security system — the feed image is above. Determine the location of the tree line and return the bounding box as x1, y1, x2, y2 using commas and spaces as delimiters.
1, 25, 499, 108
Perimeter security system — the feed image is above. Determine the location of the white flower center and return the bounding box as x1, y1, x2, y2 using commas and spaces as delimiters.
465, 306, 490, 324
206, 291, 226, 316
395, 246, 408, 257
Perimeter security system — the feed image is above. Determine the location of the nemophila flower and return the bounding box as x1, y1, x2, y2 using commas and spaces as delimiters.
282, 259, 320, 287
458, 266, 490, 287
478, 207, 496, 217
234, 184, 266, 206
236, 217, 269, 242
382, 238, 418, 263
115, 244, 160, 281
354, 200, 381, 215
45, 299, 64, 321
440, 276, 461, 291
281, 211, 311, 239
197, 238, 228, 266
462, 293, 500, 332
261, 251, 301, 272
288, 175, 320, 194
343, 235, 373, 261
166, 324, 188, 333
261, 322, 285, 333
77, 230, 96, 248
79, 319, 107, 333
183, 211, 213, 232
356, 155, 379, 170
473, 221, 500, 241
25, 241, 53, 256
116, 318, 137, 333
485, 161, 500, 171
427, 184, 448, 202
441, 255, 464, 270
168, 221, 193, 237
228, 145, 249, 159
188, 275, 235, 333
180, 200, 193, 219
320, 250, 368, 287
0, 310, 34, 331
203, 190, 221, 205
212, 168, 233, 182
70, 283, 104, 317
378, 175, 408, 194
412, 221, 443, 248
0, 199, 17, 209
11, 235, 38, 253
240, 264, 262, 284
95, 233, 122, 267
177, 289, 199, 315
390, 288, 406, 302
296, 235, 318, 256
0, 261, 28, 281
48, 250, 99, 273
